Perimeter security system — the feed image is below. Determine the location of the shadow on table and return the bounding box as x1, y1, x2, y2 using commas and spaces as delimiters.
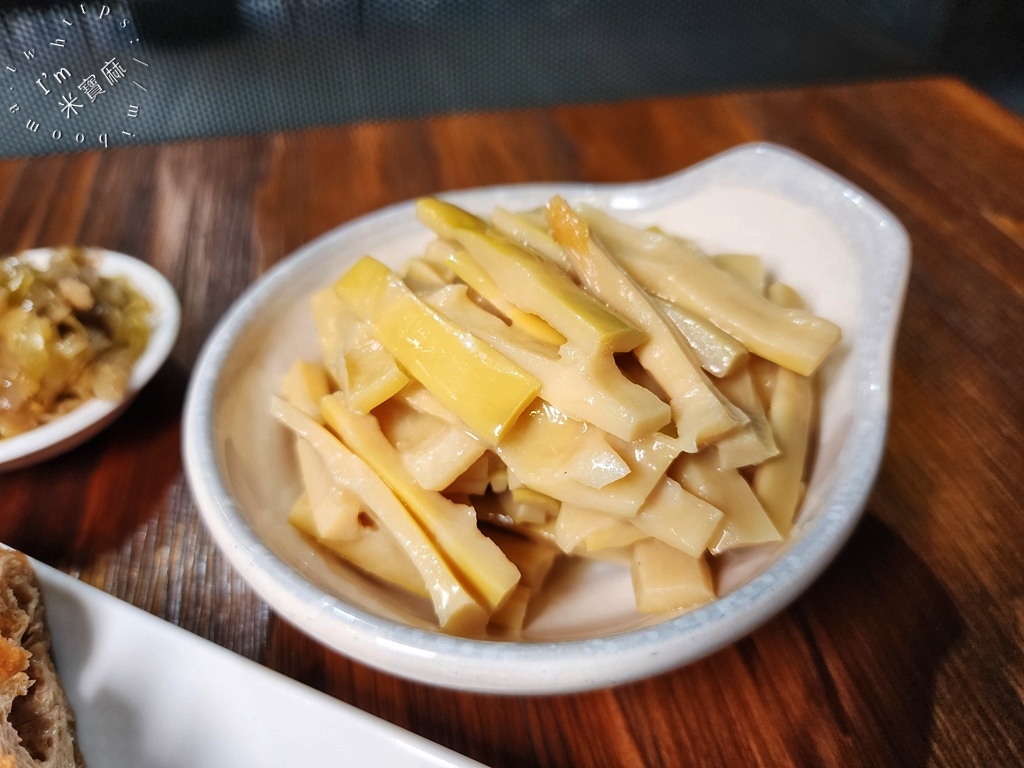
612, 512, 962, 768
6, 356, 190, 568
790, 512, 961, 766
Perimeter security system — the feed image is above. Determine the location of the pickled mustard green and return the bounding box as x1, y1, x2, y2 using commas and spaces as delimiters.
0, 248, 150, 438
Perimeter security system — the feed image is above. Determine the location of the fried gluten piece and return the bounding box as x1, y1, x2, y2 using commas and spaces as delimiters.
0, 551, 84, 767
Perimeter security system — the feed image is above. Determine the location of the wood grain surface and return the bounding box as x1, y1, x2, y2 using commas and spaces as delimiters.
2, 76, 1022, 767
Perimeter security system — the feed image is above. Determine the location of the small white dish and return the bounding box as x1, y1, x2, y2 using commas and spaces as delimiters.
0, 248, 180, 472
30, 556, 483, 767
183, 143, 911, 694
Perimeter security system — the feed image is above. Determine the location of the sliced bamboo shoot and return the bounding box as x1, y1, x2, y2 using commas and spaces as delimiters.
311, 287, 408, 414
417, 198, 646, 355
424, 283, 670, 442
583, 519, 647, 552
555, 505, 626, 554
373, 394, 487, 491
402, 254, 454, 292
496, 399, 682, 517
655, 296, 749, 378
281, 360, 330, 422
491, 205, 573, 272
289, 494, 429, 598
502, 487, 560, 524
321, 393, 520, 612
271, 398, 487, 633
423, 238, 566, 346
580, 205, 841, 376
294, 438, 362, 541
632, 476, 724, 557
632, 540, 714, 613
487, 584, 532, 632
713, 366, 779, 469
751, 374, 813, 534
415, 196, 489, 238
334, 255, 539, 443
546, 196, 746, 452
309, 287, 346, 384
673, 447, 781, 554
444, 452, 492, 496
751, 283, 816, 534
487, 527, 560, 589
711, 253, 766, 292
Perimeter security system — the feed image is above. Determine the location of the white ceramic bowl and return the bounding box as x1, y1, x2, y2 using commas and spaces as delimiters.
0, 249, 180, 472
183, 143, 910, 694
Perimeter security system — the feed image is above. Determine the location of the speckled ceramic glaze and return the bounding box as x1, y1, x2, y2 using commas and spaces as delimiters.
182, 143, 910, 693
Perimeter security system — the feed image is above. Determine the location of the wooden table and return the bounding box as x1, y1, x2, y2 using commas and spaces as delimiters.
2, 76, 1022, 767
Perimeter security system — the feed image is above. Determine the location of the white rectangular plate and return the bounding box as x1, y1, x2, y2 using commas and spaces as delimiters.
33, 560, 484, 768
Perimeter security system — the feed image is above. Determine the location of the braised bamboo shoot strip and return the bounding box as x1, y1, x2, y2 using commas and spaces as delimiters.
672, 447, 781, 554
486, 527, 560, 589
580, 205, 841, 376
373, 395, 487, 492
713, 367, 779, 469
498, 487, 559, 525
581, 515, 647, 552
271, 398, 488, 634
491, 204, 749, 378
311, 287, 409, 414
632, 476, 724, 557
710, 253, 766, 292
695, 369, 774, 473
752, 283, 816, 534
556, 474, 722, 558
654, 296, 749, 378
423, 283, 671, 442
749, 355, 778, 410
294, 438, 364, 541
416, 198, 646, 356
321, 392, 521, 612
401, 254, 454, 293
472, 491, 557, 540
443, 453, 493, 497
490, 205, 574, 272
711, 421, 775, 471
487, 585, 532, 632
334, 255, 540, 443
496, 398, 632, 493
309, 287, 345, 384
554, 505, 629, 554
398, 364, 635, 494
280, 360, 330, 422
289, 494, 430, 599
546, 196, 747, 452
414, 195, 490, 238
281, 364, 364, 541
631, 539, 715, 614
422, 238, 566, 346
495, 399, 683, 517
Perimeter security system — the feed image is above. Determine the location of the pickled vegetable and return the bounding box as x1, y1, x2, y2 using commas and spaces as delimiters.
275, 195, 841, 634
334, 256, 539, 443
0, 248, 150, 438
580, 206, 841, 376
546, 196, 747, 452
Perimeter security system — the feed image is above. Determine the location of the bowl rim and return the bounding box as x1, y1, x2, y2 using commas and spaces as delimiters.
182, 142, 911, 693
0, 248, 181, 472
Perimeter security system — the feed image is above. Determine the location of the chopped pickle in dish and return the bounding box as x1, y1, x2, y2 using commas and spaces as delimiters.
274, 197, 840, 636
0, 248, 151, 439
